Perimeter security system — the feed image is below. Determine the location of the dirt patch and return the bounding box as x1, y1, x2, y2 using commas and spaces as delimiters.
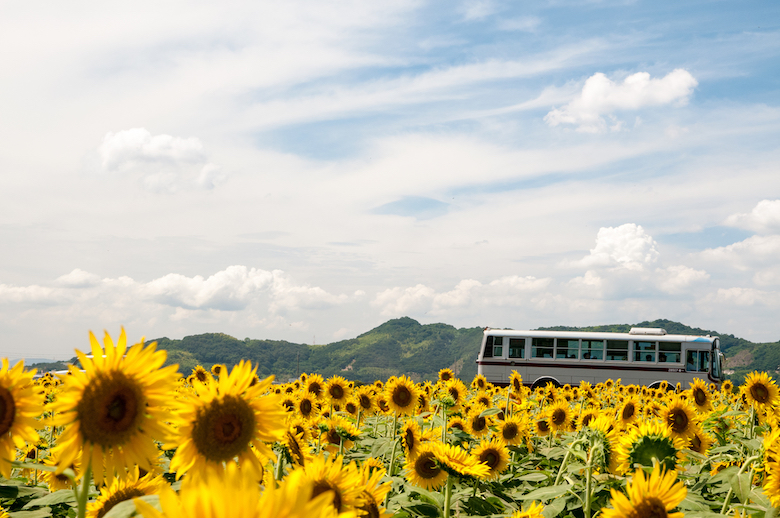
449, 358, 464, 376
726, 349, 753, 368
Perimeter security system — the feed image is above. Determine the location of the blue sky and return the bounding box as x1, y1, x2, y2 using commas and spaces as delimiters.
1, 0, 780, 360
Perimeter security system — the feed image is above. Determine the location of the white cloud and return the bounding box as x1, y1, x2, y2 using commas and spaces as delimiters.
711, 287, 780, 307
724, 199, 780, 234
0, 284, 59, 304
96, 128, 225, 193
656, 265, 709, 294
570, 223, 659, 271
55, 268, 102, 288
459, 0, 498, 20
497, 16, 541, 32
372, 284, 436, 316
700, 235, 780, 269
545, 69, 698, 132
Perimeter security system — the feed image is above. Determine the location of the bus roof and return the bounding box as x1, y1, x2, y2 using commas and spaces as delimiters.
483, 328, 717, 344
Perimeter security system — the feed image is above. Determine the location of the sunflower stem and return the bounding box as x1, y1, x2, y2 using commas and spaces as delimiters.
76, 461, 92, 518
275, 451, 284, 484
748, 405, 756, 440
441, 404, 447, 443
584, 450, 593, 518
443, 474, 453, 518
388, 411, 399, 476
504, 387, 512, 419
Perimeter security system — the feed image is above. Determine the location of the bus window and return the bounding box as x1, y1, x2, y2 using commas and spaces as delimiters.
606, 340, 628, 361
532, 337, 554, 358
493, 337, 504, 357
634, 341, 656, 362
582, 340, 604, 360
483, 336, 494, 358
659, 342, 681, 363
509, 338, 524, 358
686, 351, 709, 372
556, 339, 579, 359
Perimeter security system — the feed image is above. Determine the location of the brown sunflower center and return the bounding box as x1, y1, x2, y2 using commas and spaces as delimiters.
195, 369, 208, 382
551, 409, 567, 426
359, 394, 372, 410
668, 408, 690, 433
693, 388, 707, 406
299, 399, 313, 416
312, 480, 342, 512
536, 419, 550, 434
479, 449, 500, 469
690, 434, 703, 453
415, 452, 441, 479
0, 386, 16, 435
472, 416, 487, 432
404, 428, 416, 452
308, 382, 322, 397
359, 491, 381, 518
192, 394, 255, 462
392, 386, 413, 408
329, 384, 344, 400
346, 402, 357, 414
286, 431, 305, 466
502, 422, 518, 440
750, 383, 769, 404
326, 428, 342, 446
96, 487, 147, 518
581, 414, 594, 427
631, 496, 668, 518
622, 403, 636, 421
77, 371, 143, 446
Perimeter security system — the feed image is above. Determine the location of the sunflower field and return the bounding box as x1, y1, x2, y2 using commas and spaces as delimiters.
2, 329, 780, 518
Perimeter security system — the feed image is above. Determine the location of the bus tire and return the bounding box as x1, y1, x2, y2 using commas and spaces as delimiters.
531, 377, 561, 391
648, 381, 672, 391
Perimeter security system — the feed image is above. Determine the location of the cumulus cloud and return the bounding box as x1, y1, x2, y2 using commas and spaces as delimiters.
97, 128, 225, 193
0, 266, 350, 316
710, 287, 780, 307
656, 265, 709, 294
371, 275, 551, 316
724, 199, 780, 234
570, 223, 659, 271
545, 69, 698, 132
700, 235, 780, 269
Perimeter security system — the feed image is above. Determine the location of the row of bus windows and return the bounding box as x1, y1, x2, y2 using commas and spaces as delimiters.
483, 336, 711, 372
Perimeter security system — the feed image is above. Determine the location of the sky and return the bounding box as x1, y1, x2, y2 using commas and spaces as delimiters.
2, 0, 780, 360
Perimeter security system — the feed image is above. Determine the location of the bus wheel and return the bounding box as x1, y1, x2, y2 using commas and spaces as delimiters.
531, 377, 561, 391
648, 381, 672, 391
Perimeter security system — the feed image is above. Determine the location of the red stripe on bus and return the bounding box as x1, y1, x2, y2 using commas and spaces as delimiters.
476, 360, 694, 374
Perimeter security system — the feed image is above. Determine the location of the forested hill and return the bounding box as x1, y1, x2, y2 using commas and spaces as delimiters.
138, 317, 780, 384
151, 317, 484, 384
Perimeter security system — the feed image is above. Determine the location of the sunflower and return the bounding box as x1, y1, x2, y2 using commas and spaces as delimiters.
87, 469, 167, 518
578, 408, 600, 429
320, 415, 361, 454
688, 378, 713, 413
601, 464, 687, 518
688, 426, 714, 455
168, 360, 285, 481
497, 415, 527, 446
191, 365, 211, 385
763, 461, 780, 508
659, 396, 699, 441
283, 429, 312, 467
210, 364, 223, 377
42, 449, 80, 491
325, 376, 352, 406
615, 421, 686, 474
617, 397, 641, 429
296, 393, 320, 421
385, 375, 420, 416
584, 414, 619, 474
134, 462, 341, 518
509, 370, 524, 395
432, 442, 490, 480
438, 368, 455, 384
51, 330, 178, 485
472, 439, 510, 480
355, 386, 376, 416
401, 420, 424, 460
0, 359, 44, 478
721, 379, 734, 394
301, 454, 364, 515
466, 405, 492, 438
471, 374, 489, 391
534, 417, 551, 437
405, 443, 448, 490
304, 374, 326, 400
358, 463, 392, 518
743, 371, 780, 410
510, 502, 545, 518
444, 379, 468, 410
474, 391, 493, 409
547, 400, 572, 433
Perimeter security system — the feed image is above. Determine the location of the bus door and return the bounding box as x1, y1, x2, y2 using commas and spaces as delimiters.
686, 349, 710, 375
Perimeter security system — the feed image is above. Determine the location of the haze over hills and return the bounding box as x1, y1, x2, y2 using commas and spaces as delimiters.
29, 317, 780, 384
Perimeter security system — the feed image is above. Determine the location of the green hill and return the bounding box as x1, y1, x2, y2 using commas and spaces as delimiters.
140, 317, 780, 384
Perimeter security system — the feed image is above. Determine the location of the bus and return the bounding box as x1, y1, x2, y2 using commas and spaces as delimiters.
476, 327, 724, 389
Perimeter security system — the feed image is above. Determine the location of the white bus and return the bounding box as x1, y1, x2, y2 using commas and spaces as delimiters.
476, 327, 724, 390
